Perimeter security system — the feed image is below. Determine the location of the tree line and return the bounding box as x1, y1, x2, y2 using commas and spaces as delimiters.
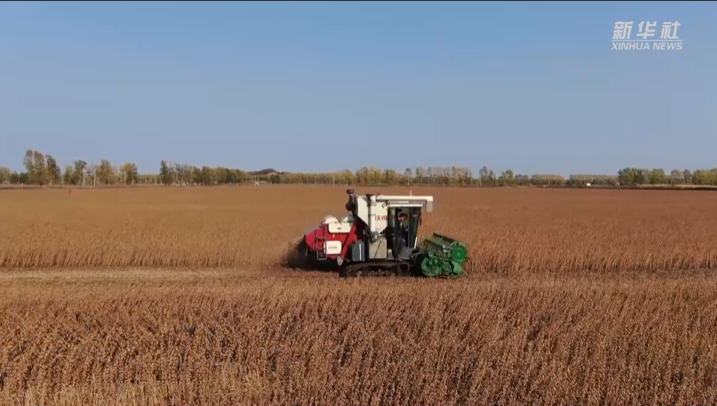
616, 167, 717, 186
0, 150, 145, 186
2, 149, 717, 187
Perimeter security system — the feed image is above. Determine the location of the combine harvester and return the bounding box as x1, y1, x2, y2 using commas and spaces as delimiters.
296, 189, 468, 278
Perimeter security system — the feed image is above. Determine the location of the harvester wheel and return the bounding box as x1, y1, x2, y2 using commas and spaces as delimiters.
338, 264, 354, 278
296, 238, 310, 269
339, 262, 412, 278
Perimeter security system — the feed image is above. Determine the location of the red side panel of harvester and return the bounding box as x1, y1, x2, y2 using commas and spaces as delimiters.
303, 221, 364, 262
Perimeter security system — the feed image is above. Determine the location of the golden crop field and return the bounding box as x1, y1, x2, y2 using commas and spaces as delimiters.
2, 185, 717, 272
2, 186, 717, 406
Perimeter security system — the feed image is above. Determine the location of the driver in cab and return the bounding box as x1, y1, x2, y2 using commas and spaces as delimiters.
396, 212, 409, 247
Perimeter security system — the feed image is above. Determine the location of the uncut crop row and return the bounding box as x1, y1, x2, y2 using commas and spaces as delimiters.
2, 271, 717, 406
1, 186, 716, 273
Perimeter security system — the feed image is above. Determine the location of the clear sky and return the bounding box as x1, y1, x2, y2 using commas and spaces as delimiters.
1, 1, 715, 175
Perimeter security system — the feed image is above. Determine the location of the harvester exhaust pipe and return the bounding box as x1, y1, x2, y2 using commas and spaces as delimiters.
367, 194, 378, 241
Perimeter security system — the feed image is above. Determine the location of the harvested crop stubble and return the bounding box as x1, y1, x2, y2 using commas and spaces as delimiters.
1, 269, 717, 406
1, 186, 717, 272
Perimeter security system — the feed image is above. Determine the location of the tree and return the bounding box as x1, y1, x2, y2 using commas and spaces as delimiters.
160, 161, 171, 185
338, 169, 355, 185
86, 164, 98, 186
500, 169, 515, 186
182, 165, 194, 186
618, 168, 637, 185
192, 166, 202, 185
120, 163, 139, 185
650, 169, 667, 185
172, 163, 183, 185
383, 169, 398, 186
32, 150, 47, 185
355, 167, 370, 186
487, 168, 496, 186
45, 155, 61, 185
23, 149, 48, 185
200, 166, 213, 185
71, 160, 87, 185
692, 169, 716, 185
415, 167, 424, 185
531, 174, 566, 186
403, 168, 413, 185
670, 169, 684, 185
12, 172, 29, 184
635, 169, 651, 185
215, 167, 228, 185
96, 159, 115, 185
0, 166, 11, 184
460, 167, 473, 186
63, 165, 74, 185
479, 166, 491, 187
23, 150, 35, 181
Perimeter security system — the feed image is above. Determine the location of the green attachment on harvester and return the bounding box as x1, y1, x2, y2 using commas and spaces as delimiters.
413, 232, 468, 277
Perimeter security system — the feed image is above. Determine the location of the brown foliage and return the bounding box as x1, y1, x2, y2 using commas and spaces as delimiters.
1, 186, 717, 273
2, 186, 717, 405
1, 269, 717, 405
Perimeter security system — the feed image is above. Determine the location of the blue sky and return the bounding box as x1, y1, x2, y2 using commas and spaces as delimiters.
1, 1, 715, 175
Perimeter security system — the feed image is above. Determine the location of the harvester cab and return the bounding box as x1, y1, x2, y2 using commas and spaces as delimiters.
297, 189, 467, 278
